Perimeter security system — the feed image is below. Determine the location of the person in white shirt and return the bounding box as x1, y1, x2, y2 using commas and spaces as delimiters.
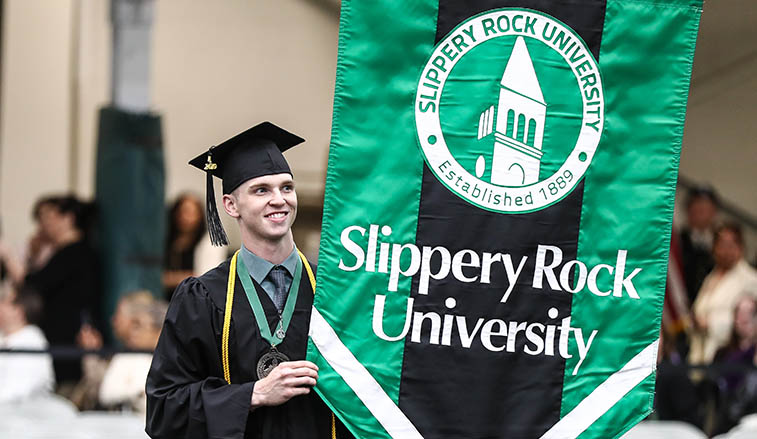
99, 294, 167, 413
690, 223, 757, 364
0, 283, 55, 402
75, 291, 167, 413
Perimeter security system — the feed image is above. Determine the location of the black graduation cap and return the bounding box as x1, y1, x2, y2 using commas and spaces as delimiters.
189, 121, 305, 246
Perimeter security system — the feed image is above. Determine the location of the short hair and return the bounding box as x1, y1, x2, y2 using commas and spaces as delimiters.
118, 291, 168, 329
13, 285, 44, 326
31, 196, 57, 220
118, 290, 156, 316
685, 185, 718, 208
714, 221, 744, 248
32, 194, 96, 232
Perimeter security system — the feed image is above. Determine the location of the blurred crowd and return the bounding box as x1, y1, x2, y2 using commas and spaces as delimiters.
0, 192, 225, 416
0, 186, 755, 434
656, 187, 757, 436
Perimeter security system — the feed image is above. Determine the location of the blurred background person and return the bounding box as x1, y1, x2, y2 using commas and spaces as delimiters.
680, 186, 719, 305
162, 193, 225, 299
690, 223, 757, 365
99, 291, 167, 414
73, 290, 167, 413
711, 296, 757, 435
22, 195, 99, 385
655, 329, 703, 429
0, 283, 55, 403
714, 296, 757, 386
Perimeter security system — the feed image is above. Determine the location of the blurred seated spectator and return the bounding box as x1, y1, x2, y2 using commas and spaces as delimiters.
680, 186, 718, 304
690, 223, 757, 365
163, 193, 225, 299
0, 283, 55, 402
71, 291, 166, 413
100, 294, 167, 413
711, 296, 757, 435
655, 330, 703, 428
714, 297, 757, 389
725, 375, 757, 436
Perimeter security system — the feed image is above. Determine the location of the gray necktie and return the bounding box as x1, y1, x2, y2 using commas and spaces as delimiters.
268, 266, 288, 312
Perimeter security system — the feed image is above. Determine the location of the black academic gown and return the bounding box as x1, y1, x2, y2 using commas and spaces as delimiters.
146, 258, 337, 439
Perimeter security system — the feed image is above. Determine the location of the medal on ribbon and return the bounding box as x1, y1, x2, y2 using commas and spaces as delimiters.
237, 253, 303, 379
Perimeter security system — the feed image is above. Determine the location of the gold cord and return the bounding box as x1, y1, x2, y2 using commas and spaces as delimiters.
222, 251, 239, 384
222, 250, 335, 438
297, 249, 316, 291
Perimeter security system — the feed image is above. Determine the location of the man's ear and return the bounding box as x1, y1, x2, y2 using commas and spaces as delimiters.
222, 193, 240, 218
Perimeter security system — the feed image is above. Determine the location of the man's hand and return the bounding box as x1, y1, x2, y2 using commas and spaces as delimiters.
250, 360, 318, 410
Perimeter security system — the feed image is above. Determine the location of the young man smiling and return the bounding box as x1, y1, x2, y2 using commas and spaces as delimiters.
225, 173, 298, 261
146, 122, 347, 439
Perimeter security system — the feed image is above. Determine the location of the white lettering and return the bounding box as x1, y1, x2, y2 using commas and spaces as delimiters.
572, 328, 598, 375
559, 260, 587, 293
587, 264, 613, 296
500, 254, 528, 303
418, 246, 451, 295
481, 319, 508, 352
613, 250, 642, 299
451, 249, 480, 283
338, 225, 365, 271
533, 245, 562, 290
388, 243, 421, 292
372, 294, 413, 342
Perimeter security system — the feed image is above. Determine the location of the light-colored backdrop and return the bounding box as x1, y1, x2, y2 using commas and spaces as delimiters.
0, 0, 754, 258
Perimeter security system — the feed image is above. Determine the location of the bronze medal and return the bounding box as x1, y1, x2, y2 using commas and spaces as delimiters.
256, 348, 290, 379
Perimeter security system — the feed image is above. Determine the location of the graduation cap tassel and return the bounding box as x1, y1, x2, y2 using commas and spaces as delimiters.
204, 153, 229, 246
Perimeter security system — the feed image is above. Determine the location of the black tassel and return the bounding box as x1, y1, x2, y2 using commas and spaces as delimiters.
204, 153, 228, 246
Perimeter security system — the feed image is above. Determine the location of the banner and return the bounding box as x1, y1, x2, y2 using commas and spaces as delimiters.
308, 1, 702, 438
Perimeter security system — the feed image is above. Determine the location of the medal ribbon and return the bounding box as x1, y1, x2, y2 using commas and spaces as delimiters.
221, 250, 334, 439
236, 252, 302, 347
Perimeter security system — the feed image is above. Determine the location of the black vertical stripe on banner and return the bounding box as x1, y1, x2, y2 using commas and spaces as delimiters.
398, 1, 606, 438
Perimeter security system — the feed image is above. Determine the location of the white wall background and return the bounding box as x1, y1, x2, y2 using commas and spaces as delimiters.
0, 0, 338, 252
0, 0, 754, 255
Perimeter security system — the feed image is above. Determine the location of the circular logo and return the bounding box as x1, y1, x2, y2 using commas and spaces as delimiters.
415, 9, 604, 213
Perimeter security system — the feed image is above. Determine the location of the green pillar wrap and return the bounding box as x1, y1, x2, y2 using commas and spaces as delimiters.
95, 106, 164, 337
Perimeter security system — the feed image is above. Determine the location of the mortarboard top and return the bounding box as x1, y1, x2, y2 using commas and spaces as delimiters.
189, 121, 305, 246
189, 121, 305, 194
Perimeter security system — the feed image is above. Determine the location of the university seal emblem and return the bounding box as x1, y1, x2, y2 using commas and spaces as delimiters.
415, 9, 605, 213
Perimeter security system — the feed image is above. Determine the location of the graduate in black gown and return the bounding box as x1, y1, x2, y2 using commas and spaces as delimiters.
146, 123, 349, 439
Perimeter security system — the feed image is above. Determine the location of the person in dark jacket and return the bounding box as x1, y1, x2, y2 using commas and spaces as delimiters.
680, 186, 718, 304
23, 195, 99, 383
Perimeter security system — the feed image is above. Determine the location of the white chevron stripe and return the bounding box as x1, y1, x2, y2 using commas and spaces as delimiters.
540, 339, 659, 439
309, 307, 423, 439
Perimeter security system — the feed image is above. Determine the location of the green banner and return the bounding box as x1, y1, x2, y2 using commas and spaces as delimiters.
308, 1, 702, 438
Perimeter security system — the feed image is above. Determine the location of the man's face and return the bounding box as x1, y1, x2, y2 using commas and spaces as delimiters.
687, 196, 717, 230
225, 173, 298, 245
